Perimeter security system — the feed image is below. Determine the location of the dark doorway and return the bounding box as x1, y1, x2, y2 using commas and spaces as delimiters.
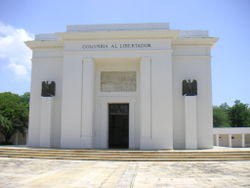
108, 104, 129, 148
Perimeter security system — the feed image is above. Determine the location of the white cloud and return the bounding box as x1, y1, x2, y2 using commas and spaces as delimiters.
0, 22, 34, 78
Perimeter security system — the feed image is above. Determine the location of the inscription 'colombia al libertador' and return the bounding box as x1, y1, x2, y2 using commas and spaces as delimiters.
82, 43, 152, 50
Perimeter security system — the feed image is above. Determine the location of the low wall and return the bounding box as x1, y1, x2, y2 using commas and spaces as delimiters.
213, 127, 250, 147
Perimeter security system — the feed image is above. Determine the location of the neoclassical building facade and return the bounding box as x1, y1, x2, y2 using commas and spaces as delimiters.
26, 23, 218, 149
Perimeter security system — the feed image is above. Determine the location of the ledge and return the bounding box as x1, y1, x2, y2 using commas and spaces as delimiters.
25, 40, 64, 49
172, 38, 218, 47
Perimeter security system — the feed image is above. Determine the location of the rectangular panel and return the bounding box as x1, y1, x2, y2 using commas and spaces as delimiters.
101, 72, 136, 92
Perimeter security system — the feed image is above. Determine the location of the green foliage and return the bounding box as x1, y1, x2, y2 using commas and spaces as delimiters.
213, 104, 230, 127
0, 92, 29, 144
21, 92, 30, 106
228, 100, 250, 127
213, 100, 250, 127
0, 114, 13, 144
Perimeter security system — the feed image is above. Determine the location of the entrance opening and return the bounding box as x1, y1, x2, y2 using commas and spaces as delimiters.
108, 104, 129, 148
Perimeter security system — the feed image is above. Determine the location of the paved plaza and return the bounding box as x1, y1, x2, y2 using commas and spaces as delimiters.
0, 158, 249, 188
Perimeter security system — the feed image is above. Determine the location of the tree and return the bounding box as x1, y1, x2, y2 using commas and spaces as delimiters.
21, 92, 30, 105
228, 100, 250, 127
0, 114, 12, 144
213, 103, 231, 127
0, 92, 29, 144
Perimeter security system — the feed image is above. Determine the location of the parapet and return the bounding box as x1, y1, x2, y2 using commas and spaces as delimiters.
35, 33, 58, 41
66, 23, 170, 32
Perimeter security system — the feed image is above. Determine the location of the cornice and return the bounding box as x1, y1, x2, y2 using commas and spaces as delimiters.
25, 34, 218, 49
172, 38, 218, 47
25, 40, 64, 49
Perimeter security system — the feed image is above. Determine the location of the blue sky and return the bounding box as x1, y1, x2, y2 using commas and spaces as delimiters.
0, 0, 249, 106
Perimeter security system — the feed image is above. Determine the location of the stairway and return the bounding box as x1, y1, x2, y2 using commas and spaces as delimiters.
0, 147, 250, 161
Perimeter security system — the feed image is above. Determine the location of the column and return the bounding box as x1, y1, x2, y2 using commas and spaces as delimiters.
140, 56, 152, 149
40, 97, 53, 147
242, 134, 245, 148
185, 96, 197, 149
81, 58, 95, 148
61, 55, 84, 148
228, 134, 232, 147
216, 134, 219, 146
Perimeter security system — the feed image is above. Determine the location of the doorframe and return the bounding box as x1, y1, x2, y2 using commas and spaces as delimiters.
96, 97, 136, 149
93, 59, 140, 149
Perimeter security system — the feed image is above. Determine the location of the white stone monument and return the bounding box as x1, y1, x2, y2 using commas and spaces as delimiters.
25, 23, 218, 149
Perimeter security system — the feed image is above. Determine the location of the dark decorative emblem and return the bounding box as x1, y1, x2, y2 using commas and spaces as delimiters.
41, 81, 56, 97
182, 79, 197, 96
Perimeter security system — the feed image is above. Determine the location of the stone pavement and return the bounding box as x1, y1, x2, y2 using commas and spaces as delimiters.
0, 158, 249, 188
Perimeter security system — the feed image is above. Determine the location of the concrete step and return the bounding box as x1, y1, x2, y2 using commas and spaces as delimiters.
1, 152, 250, 158
0, 148, 250, 154
0, 147, 249, 161
0, 148, 248, 152
0, 151, 250, 157
0, 154, 250, 161
1, 153, 250, 160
